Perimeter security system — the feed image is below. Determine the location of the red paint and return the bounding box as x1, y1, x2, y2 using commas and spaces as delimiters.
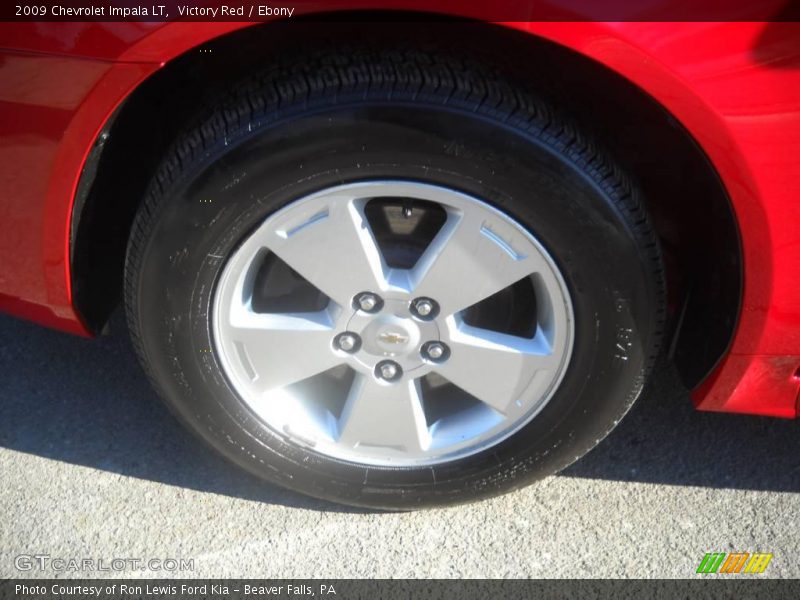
0, 48, 158, 332
0, 13, 799, 417
693, 354, 800, 419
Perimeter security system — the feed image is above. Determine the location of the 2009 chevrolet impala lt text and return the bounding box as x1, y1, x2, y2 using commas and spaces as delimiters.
1, 5, 798, 509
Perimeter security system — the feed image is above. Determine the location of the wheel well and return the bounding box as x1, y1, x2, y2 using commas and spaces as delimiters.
70, 16, 741, 389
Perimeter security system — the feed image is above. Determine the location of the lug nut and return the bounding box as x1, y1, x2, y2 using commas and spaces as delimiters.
416, 300, 433, 316
411, 297, 439, 320
339, 335, 356, 351
427, 343, 445, 359
359, 295, 377, 311
375, 360, 403, 382
422, 341, 450, 363
353, 292, 382, 313
334, 332, 361, 353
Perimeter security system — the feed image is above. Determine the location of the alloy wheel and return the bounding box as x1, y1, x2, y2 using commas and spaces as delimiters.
212, 181, 574, 466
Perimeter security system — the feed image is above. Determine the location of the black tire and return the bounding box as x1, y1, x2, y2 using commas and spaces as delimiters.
125, 47, 665, 510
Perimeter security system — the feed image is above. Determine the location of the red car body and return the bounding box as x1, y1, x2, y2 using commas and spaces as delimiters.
1, 8, 799, 418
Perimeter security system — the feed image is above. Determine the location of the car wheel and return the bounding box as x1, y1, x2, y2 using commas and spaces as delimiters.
125, 48, 665, 509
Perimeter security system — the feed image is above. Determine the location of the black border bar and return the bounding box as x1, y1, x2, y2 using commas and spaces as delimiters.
3, 579, 800, 600
3, 0, 800, 23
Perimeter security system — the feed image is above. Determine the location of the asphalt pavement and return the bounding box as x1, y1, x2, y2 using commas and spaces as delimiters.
1, 311, 798, 578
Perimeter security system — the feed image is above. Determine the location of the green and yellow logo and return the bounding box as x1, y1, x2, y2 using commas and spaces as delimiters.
696, 552, 773, 574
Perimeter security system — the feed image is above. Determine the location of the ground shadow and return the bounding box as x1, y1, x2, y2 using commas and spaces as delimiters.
0, 312, 360, 512
562, 361, 800, 492
1, 312, 798, 505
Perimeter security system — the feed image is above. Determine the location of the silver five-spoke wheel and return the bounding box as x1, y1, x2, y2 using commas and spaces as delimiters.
213, 181, 574, 466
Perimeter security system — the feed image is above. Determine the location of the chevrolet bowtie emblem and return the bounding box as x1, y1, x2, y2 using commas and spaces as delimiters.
378, 332, 409, 344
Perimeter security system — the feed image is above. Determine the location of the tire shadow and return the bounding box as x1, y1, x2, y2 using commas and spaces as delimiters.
1, 311, 798, 506
562, 360, 800, 492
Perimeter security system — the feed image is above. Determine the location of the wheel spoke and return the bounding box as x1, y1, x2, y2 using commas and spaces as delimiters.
337, 375, 430, 452
261, 196, 387, 307
436, 320, 559, 414
227, 309, 342, 393
409, 210, 546, 316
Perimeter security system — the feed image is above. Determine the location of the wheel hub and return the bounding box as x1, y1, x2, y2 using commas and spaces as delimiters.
344, 297, 437, 377
368, 316, 416, 355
